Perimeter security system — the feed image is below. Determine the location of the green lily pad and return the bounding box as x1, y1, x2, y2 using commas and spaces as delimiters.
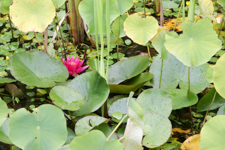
116, 0, 133, 15
217, 104, 225, 115
108, 55, 150, 84
111, 15, 127, 38
52, 0, 66, 8
0, 0, 12, 14
150, 54, 209, 93
197, 88, 225, 112
164, 19, 222, 66
123, 119, 143, 150
124, 13, 158, 45
9, 104, 67, 150
75, 116, 108, 136
218, 0, 225, 8
200, 115, 225, 150
108, 98, 129, 117
199, 0, 216, 21
166, 89, 198, 110
206, 65, 214, 83
67, 71, 109, 116
0, 78, 16, 84
109, 72, 153, 94
69, 130, 124, 150
214, 53, 225, 99
0, 98, 9, 126
65, 128, 76, 145
0, 119, 11, 144
49, 86, 85, 111
143, 112, 172, 148
136, 89, 172, 117
93, 123, 117, 140
78, 0, 120, 35
9, 0, 56, 33
9, 51, 68, 88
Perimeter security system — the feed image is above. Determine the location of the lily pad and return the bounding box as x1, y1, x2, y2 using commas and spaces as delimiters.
206, 65, 214, 83
0, 119, 12, 144
164, 19, 222, 66
69, 130, 124, 150
49, 86, 85, 111
136, 89, 172, 117
9, 0, 56, 33
0, 78, 16, 84
9, 104, 67, 150
150, 54, 209, 93
217, 104, 225, 115
166, 89, 198, 110
199, 0, 216, 21
123, 119, 143, 150
112, 15, 127, 38
124, 13, 158, 45
75, 116, 108, 136
109, 72, 153, 94
9, 51, 68, 88
67, 71, 109, 116
108, 98, 129, 117
218, 0, 225, 8
0, 98, 9, 127
200, 115, 225, 150
108, 55, 149, 84
52, 0, 66, 8
0, 0, 12, 14
214, 53, 225, 99
143, 112, 172, 148
197, 88, 225, 112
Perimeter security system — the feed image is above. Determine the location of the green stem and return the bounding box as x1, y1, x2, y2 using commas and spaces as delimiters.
106, 0, 110, 83
117, 16, 120, 61
68, 110, 76, 125
34, 32, 44, 51
188, 0, 196, 22
159, 59, 164, 89
106, 114, 128, 141
188, 66, 190, 92
8, 14, 14, 38
94, 0, 99, 70
147, 43, 152, 61
173, 0, 183, 31
118, 136, 125, 141
202, 91, 217, 126
182, 0, 185, 21
143, 0, 146, 17
41, 33, 47, 53
53, 18, 63, 58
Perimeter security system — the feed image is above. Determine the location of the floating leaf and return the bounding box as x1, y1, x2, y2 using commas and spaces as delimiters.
124, 13, 158, 45
9, 0, 56, 33
143, 112, 172, 148
199, 0, 216, 21
0, 0, 12, 14
112, 15, 127, 38
52, 0, 66, 8
217, 104, 225, 115
218, 0, 225, 8
75, 116, 108, 136
0, 78, 16, 84
167, 89, 198, 110
49, 86, 85, 111
67, 71, 109, 116
214, 53, 225, 99
69, 130, 124, 150
136, 89, 172, 117
108, 55, 149, 84
9, 104, 67, 150
200, 115, 225, 150
0, 98, 9, 127
9, 51, 68, 88
180, 134, 200, 150
109, 72, 153, 94
0, 119, 12, 144
206, 65, 214, 83
108, 98, 129, 117
164, 19, 222, 66
197, 88, 225, 112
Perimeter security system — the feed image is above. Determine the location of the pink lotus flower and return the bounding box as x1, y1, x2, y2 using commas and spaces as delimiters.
62, 56, 89, 76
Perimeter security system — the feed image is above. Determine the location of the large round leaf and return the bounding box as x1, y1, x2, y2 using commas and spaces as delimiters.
0, 98, 9, 127
78, 0, 120, 35
109, 72, 153, 94
69, 130, 124, 150
116, 0, 133, 15
143, 112, 172, 148
52, 0, 66, 8
200, 115, 225, 150
67, 71, 109, 116
214, 53, 225, 99
124, 13, 159, 45
108, 55, 149, 84
136, 89, 172, 117
167, 89, 198, 110
0, 119, 12, 144
108, 98, 128, 117
9, 51, 69, 88
164, 19, 222, 66
218, 0, 225, 8
75, 116, 108, 136
150, 54, 209, 93
49, 86, 85, 111
9, 0, 56, 33
199, 0, 216, 21
9, 104, 67, 150
0, 0, 12, 14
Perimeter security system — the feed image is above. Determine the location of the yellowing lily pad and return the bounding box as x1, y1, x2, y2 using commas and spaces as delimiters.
199, 0, 216, 21
124, 13, 159, 45
164, 19, 222, 66
9, 0, 56, 33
